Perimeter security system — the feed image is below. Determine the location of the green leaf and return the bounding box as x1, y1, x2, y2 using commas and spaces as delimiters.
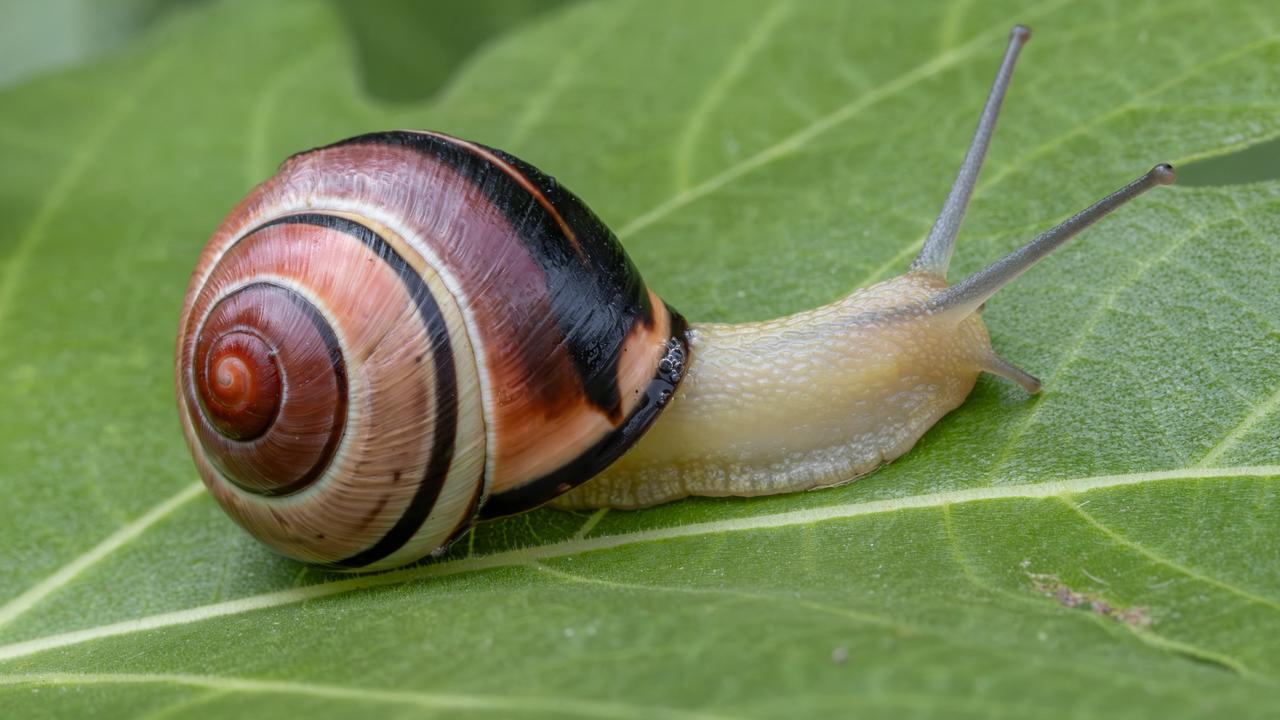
2, 0, 1279, 717
331, 0, 583, 103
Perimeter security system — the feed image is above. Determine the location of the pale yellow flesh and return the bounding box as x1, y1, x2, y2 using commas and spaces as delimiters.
554, 272, 1007, 510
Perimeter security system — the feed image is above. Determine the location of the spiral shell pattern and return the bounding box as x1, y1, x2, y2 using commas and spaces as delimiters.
176, 131, 688, 570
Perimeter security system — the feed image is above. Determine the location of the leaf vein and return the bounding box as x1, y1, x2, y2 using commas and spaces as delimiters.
529, 559, 1263, 700
984, 196, 1265, 478
0, 483, 203, 630
972, 34, 1280, 196
0, 672, 734, 720
504, 0, 635, 149
0, 465, 1274, 664
245, 48, 330, 185
672, 0, 794, 190
1062, 497, 1280, 612
1199, 382, 1280, 467
614, 0, 1070, 239
0, 46, 176, 341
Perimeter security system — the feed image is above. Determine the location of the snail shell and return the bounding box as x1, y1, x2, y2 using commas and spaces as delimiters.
175, 131, 688, 571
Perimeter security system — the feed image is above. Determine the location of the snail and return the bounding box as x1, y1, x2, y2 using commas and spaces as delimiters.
176, 25, 1175, 571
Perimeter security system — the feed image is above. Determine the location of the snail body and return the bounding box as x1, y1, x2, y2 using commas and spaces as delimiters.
176, 26, 1174, 570
552, 271, 992, 510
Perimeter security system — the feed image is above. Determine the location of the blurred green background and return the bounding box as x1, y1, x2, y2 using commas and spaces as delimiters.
1, 0, 575, 101
2, 0, 1273, 186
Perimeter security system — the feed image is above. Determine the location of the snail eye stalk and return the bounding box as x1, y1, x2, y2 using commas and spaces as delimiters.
928, 163, 1177, 318
912, 24, 1032, 277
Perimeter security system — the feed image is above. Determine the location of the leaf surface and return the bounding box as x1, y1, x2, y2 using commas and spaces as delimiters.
1, 1, 1279, 717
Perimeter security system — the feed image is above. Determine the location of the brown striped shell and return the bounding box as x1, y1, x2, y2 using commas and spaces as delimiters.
175, 131, 688, 571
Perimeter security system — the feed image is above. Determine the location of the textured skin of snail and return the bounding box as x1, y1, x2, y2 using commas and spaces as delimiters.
176, 131, 688, 571
551, 272, 993, 510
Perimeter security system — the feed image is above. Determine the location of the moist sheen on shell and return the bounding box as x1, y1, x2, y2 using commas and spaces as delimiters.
175, 130, 689, 570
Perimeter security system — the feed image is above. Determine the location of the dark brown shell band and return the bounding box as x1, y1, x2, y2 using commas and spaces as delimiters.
253, 214, 461, 570
310, 130, 656, 421
478, 316, 689, 519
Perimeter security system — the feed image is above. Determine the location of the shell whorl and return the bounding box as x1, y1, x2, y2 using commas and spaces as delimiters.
176, 131, 688, 570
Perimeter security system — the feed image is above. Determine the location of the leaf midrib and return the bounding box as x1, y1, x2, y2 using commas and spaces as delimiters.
1, 464, 1275, 665
0, 672, 736, 720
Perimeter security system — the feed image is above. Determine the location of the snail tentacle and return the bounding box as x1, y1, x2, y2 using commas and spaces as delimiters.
926, 163, 1177, 320
912, 25, 1031, 277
